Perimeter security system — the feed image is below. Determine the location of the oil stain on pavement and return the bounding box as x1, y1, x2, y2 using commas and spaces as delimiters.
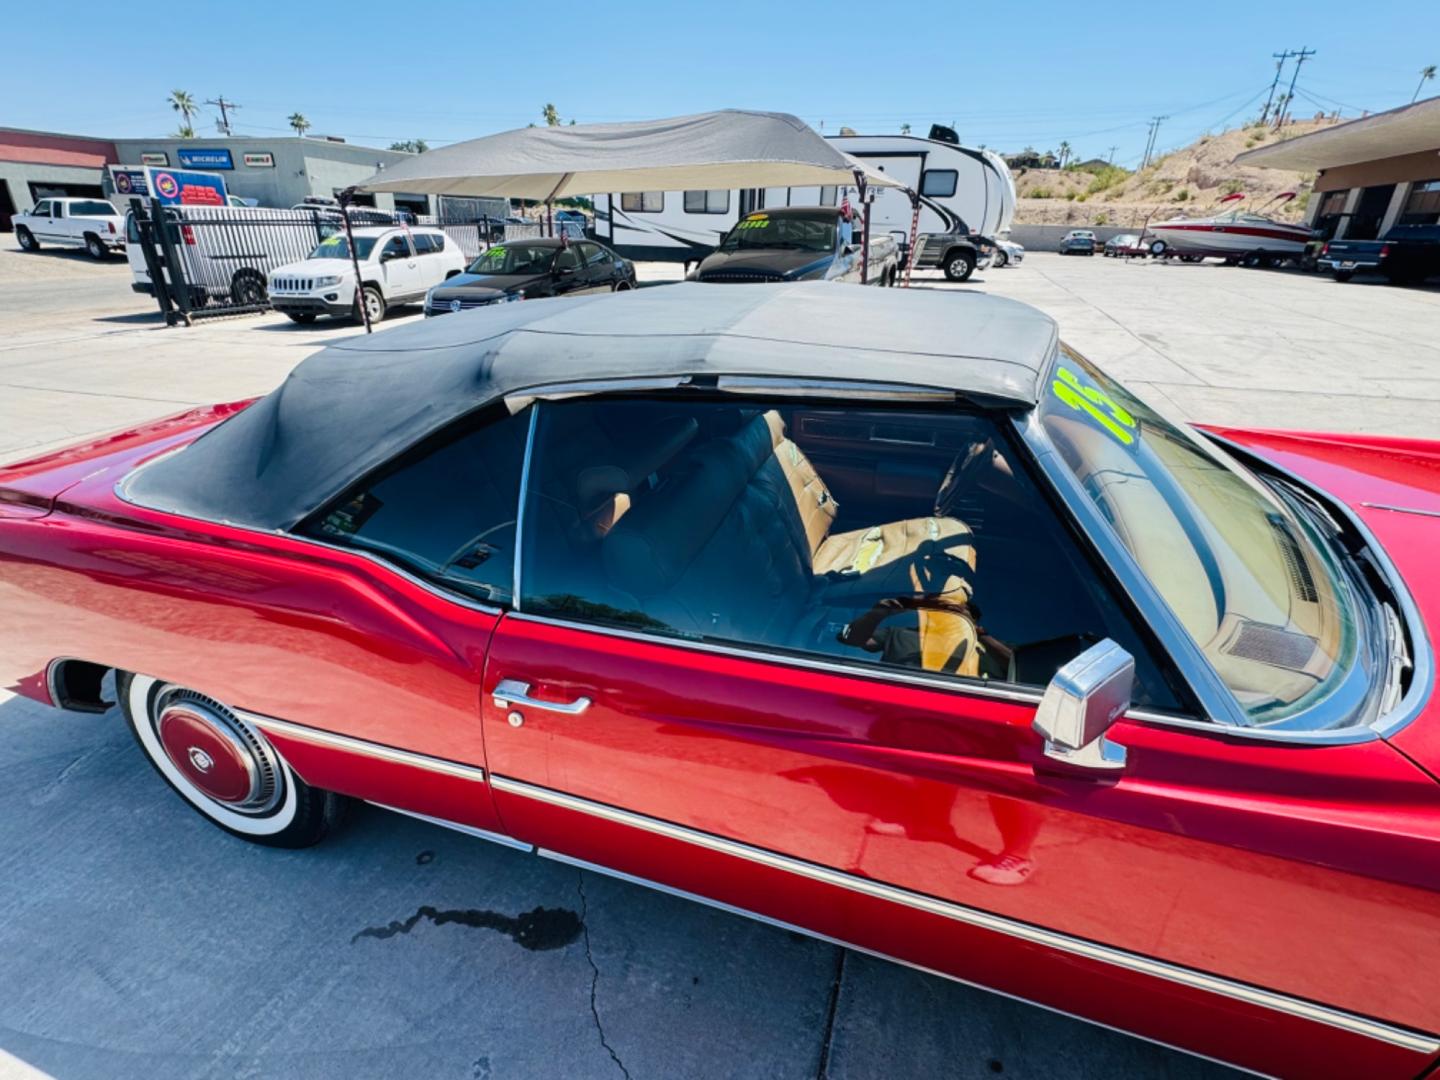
352, 905, 584, 950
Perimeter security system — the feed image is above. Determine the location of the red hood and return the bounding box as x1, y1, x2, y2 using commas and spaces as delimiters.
1203, 426, 1440, 778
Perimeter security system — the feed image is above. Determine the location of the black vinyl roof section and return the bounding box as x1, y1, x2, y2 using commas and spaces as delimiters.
124, 282, 1059, 531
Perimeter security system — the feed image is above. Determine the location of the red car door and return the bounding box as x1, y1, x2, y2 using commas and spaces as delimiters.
480, 394, 1440, 1079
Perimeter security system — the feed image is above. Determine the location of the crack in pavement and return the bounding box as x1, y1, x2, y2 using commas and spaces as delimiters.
814, 947, 847, 1079
576, 871, 632, 1080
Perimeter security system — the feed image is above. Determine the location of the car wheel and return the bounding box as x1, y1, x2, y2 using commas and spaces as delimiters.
16, 226, 38, 252
942, 251, 975, 282
612, 279, 634, 292
357, 286, 386, 324
1332, 269, 1355, 283
119, 671, 348, 848
231, 269, 267, 307
994, 251, 1008, 268
85, 233, 108, 260
286, 312, 318, 324
1148, 239, 1167, 256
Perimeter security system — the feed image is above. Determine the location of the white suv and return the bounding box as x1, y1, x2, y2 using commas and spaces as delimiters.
267, 226, 466, 324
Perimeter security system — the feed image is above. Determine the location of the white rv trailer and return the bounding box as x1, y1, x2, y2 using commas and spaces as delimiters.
590, 129, 1016, 263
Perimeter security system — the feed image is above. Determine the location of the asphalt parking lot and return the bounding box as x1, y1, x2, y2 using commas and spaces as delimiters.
1, 237, 1436, 1079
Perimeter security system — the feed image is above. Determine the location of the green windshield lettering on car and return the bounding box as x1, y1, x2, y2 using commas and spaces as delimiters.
1052, 365, 1137, 446
488, 245, 507, 258
316, 236, 344, 251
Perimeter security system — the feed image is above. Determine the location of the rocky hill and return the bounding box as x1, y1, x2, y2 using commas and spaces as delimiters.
1013, 117, 1339, 228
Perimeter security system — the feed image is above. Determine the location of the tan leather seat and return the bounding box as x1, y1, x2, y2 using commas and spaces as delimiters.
602, 410, 981, 676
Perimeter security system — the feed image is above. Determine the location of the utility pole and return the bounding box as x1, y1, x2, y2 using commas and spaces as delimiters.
1275, 48, 1314, 128
206, 96, 241, 136
1107, 144, 1118, 164
1141, 116, 1167, 169
1260, 51, 1293, 124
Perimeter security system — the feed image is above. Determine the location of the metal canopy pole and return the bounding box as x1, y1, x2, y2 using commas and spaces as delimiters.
542, 173, 571, 241
338, 186, 371, 333
854, 168, 870, 284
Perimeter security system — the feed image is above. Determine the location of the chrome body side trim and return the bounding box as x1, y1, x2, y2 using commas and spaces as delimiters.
1361, 501, 1440, 520
538, 848, 1269, 1079
369, 802, 532, 851
496, 775, 1438, 1054
511, 406, 539, 614
1207, 434, 1435, 743
239, 712, 488, 783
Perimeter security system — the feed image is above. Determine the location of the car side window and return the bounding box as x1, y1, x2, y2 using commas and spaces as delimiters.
382, 236, 410, 260
50, 201, 65, 218
301, 405, 532, 605
556, 247, 581, 271
580, 242, 609, 267
519, 397, 1184, 708
412, 234, 435, 255
32, 201, 50, 217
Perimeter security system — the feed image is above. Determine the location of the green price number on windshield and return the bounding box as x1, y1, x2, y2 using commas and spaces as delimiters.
1052, 365, 1137, 446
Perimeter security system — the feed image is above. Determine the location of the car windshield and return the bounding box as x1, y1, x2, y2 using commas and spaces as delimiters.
1037, 348, 1364, 727
467, 244, 556, 275
309, 235, 376, 260
719, 213, 837, 253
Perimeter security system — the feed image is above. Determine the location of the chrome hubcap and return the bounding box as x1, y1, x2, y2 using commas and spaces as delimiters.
154, 690, 282, 813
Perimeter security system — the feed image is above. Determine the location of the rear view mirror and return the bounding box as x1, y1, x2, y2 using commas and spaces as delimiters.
1032, 639, 1133, 770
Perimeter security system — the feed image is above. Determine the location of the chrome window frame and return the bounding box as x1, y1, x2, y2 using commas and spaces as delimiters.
1018, 351, 1433, 745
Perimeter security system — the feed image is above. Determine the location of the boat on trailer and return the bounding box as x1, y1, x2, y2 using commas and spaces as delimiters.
1147, 192, 1311, 264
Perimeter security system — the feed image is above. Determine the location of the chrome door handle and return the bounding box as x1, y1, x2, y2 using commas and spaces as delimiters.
492, 679, 591, 715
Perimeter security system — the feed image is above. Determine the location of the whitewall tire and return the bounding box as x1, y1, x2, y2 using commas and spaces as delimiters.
120, 672, 347, 847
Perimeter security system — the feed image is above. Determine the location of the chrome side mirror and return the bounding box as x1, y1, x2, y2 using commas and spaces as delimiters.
1032, 639, 1133, 770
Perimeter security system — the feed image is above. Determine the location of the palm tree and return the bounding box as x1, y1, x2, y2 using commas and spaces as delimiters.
900, 122, 911, 135
168, 90, 197, 137
542, 103, 560, 127
1414, 65, 1438, 104
1058, 141, 1072, 168
288, 112, 311, 137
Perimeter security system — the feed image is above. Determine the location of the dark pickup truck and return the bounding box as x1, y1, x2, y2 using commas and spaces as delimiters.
1319, 224, 1440, 284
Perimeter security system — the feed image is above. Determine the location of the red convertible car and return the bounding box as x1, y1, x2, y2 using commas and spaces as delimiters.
1, 284, 1437, 1078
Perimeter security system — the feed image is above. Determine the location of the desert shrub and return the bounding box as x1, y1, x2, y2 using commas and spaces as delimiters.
1175, 189, 1190, 202
1029, 187, 1053, 199
1085, 165, 1128, 196
1094, 213, 1108, 225
1221, 180, 1244, 196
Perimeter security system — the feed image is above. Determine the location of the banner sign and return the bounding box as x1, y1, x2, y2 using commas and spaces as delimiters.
143, 166, 229, 207
242, 152, 275, 168
176, 147, 234, 170
110, 167, 150, 198
139, 152, 169, 167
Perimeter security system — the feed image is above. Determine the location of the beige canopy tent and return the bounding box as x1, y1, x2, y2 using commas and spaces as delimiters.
357, 108, 903, 202
350, 110, 909, 309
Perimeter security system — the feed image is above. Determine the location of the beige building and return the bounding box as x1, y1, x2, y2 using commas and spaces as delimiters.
1237, 96, 1440, 240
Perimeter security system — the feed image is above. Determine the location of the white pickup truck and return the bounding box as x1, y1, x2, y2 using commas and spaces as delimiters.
11, 197, 126, 259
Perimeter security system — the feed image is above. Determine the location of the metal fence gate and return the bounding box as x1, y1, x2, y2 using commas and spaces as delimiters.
128, 199, 581, 325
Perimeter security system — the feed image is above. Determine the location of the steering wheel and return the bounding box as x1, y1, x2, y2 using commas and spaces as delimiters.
934, 438, 994, 517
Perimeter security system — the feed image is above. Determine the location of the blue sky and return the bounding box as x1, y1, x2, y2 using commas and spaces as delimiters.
4, 1, 1434, 166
